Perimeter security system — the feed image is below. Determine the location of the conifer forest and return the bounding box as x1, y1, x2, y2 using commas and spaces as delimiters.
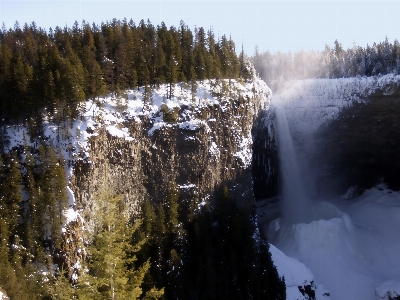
0, 19, 285, 299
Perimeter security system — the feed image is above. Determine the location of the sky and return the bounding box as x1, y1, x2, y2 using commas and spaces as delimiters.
1, 0, 400, 55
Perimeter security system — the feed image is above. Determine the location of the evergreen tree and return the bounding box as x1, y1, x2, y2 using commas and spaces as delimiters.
81, 24, 105, 100
190, 65, 197, 104
165, 183, 179, 232
78, 187, 163, 299
0, 153, 23, 235
35, 144, 68, 251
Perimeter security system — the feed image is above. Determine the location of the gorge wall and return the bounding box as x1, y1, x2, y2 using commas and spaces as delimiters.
266, 74, 400, 200
70, 73, 400, 231
315, 85, 400, 195
68, 78, 272, 231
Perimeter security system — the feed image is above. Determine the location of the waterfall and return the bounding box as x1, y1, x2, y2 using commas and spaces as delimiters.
274, 103, 311, 224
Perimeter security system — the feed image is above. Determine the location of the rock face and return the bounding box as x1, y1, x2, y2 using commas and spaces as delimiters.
252, 105, 279, 200
315, 86, 400, 194
267, 74, 400, 198
70, 79, 272, 231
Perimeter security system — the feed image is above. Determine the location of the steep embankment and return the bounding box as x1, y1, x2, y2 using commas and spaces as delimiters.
269, 74, 400, 197
3, 76, 287, 298
70, 78, 271, 231
258, 74, 400, 300
4, 77, 271, 231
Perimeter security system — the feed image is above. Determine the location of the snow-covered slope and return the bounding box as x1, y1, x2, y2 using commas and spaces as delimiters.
3, 77, 271, 232
4, 78, 268, 165
267, 187, 400, 300
270, 244, 331, 300
265, 74, 400, 300
272, 74, 400, 138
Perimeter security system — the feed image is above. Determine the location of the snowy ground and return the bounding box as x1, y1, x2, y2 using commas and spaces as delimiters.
4, 79, 261, 162
266, 74, 400, 300
4, 78, 267, 234
266, 187, 400, 300
270, 74, 400, 139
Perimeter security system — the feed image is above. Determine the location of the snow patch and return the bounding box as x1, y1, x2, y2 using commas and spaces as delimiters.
233, 134, 252, 168
272, 74, 400, 137
106, 125, 135, 141
178, 184, 196, 189
270, 244, 331, 300
375, 281, 400, 300
266, 188, 400, 300
209, 142, 220, 159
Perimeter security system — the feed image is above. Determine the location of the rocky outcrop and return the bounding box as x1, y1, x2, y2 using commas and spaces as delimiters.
70, 79, 272, 231
252, 106, 279, 200
375, 281, 400, 300
314, 84, 400, 195
265, 74, 400, 198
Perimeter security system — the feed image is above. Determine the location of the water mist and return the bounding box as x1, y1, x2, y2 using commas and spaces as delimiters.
274, 103, 312, 224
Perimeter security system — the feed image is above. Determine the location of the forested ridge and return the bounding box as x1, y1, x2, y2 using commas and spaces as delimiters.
252, 38, 400, 88
0, 19, 285, 299
0, 19, 247, 124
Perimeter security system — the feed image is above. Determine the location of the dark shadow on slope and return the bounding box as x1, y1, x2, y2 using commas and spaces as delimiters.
252, 109, 280, 200
314, 87, 400, 195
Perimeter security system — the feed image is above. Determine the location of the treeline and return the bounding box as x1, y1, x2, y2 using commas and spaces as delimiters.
252, 38, 400, 88
0, 152, 286, 299
136, 184, 286, 299
0, 143, 70, 298
0, 19, 245, 124
0, 146, 164, 298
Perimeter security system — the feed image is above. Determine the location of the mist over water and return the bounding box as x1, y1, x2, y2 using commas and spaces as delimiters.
269, 86, 400, 300
274, 103, 313, 224
262, 76, 400, 300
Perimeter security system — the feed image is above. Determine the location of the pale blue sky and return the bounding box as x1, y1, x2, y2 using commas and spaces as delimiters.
1, 0, 399, 55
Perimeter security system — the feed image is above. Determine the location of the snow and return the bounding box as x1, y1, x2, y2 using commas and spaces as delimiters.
272, 74, 400, 137
0, 291, 8, 300
66, 186, 75, 207
375, 281, 400, 300
209, 142, 220, 159
266, 187, 400, 300
270, 244, 330, 300
64, 208, 80, 224
106, 125, 135, 141
266, 73, 400, 299
178, 120, 201, 131
148, 119, 170, 136
233, 134, 253, 167
178, 184, 196, 189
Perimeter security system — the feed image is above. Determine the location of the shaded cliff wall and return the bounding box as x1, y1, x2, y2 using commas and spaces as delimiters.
255, 75, 400, 201
70, 79, 272, 231
314, 86, 400, 195
252, 109, 279, 200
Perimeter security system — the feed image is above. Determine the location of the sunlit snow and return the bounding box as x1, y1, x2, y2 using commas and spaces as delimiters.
266, 74, 400, 300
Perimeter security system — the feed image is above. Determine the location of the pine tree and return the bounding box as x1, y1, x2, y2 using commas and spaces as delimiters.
141, 199, 157, 239
1, 153, 23, 235
61, 38, 86, 118
78, 187, 163, 299
0, 155, 10, 255
0, 44, 13, 121
239, 44, 252, 80
194, 27, 207, 80
165, 183, 179, 232
190, 65, 197, 104
35, 145, 68, 251
81, 24, 105, 100
155, 203, 166, 244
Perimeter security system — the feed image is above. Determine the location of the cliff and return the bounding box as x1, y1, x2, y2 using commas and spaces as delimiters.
264, 74, 400, 199
67, 78, 272, 231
